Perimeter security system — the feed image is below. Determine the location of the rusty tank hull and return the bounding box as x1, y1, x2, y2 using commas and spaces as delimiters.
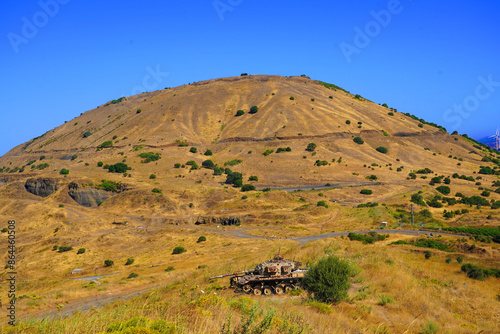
210, 255, 307, 295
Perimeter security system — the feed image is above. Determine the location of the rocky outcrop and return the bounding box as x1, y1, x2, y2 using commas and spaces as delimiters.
68, 182, 111, 207
25, 178, 60, 197
195, 216, 241, 226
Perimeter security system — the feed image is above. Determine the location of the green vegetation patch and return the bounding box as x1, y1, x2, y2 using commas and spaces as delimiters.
348, 232, 387, 244
138, 152, 161, 163
389, 238, 452, 251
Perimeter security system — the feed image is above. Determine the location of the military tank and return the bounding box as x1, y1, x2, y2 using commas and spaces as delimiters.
209, 255, 307, 295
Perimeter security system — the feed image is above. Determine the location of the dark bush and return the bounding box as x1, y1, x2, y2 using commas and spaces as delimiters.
152, 188, 162, 194
353, 137, 364, 145
58, 246, 73, 253
263, 149, 274, 156
360, 189, 372, 195
149, 174, 156, 179
424, 251, 431, 259
77, 248, 86, 254
248, 175, 258, 181
108, 163, 130, 173
83, 131, 92, 138
202, 160, 215, 169
127, 273, 139, 279
60, 168, 69, 175
376, 146, 388, 154
241, 184, 256, 192
98, 141, 113, 149
226, 172, 243, 186
436, 186, 451, 195
249, 106, 259, 114
138, 152, 161, 163
197, 236, 206, 243
302, 256, 352, 303
306, 143, 317, 152
189, 147, 198, 153
125, 258, 134, 265
204, 149, 213, 156
235, 110, 245, 116
317, 200, 328, 208
172, 246, 186, 254
104, 260, 114, 267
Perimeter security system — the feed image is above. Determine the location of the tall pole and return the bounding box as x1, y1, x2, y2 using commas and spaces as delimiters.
411, 204, 414, 226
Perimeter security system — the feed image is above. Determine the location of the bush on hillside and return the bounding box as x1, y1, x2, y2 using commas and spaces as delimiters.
249, 106, 259, 114
301, 256, 352, 303
306, 143, 317, 152
376, 146, 388, 154
172, 246, 186, 255
235, 110, 245, 116
353, 137, 364, 145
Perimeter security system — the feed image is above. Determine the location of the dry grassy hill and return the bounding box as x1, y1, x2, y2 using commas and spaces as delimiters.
0, 75, 499, 333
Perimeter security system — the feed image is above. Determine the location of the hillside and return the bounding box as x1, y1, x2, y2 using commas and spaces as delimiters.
0, 75, 499, 333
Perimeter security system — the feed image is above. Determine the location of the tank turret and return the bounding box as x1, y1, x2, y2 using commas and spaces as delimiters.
209, 255, 307, 295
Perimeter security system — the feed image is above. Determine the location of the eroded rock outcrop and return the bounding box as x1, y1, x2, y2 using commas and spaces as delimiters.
195, 216, 241, 226
68, 182, 111, 207
25, 178, 60, 197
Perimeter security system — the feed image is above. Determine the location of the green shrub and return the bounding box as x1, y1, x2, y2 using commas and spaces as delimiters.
197, 236, 206, 243
136, 109, 142, 114
77, 248, 86, 254
58, 246, 73, 253
97, 161, 104, 167
149, 174, 156, 179
306, 143, 317, 152
436, 186, 451, 195
138, 152, 161, 163
165, 266, 175, 272
224, 159, 242, 166
456, 256, 463, 264
185, 160, 199, 170
360, 189, 372, 195
202, 160, 215, 169
226, 172, 243, 186
172, 246, 186, 254
174, 163, 181, 168
376, 146, 388, 154
314, 160, 329, 166
235, 110, 245, 116
241, 184, 256, 192
177, 140, 189, 147
96, 180, 122, 193
424, 251, 432, 259
104, 260, 114, 267
353, 137, 364, 145
345, 120, 351, 124
262, 149, 274, 156
108, 163, 130, 173
83, 131, 92, 138
189, 147, 198, 153
248, 175, 258, 181
204, 149, 213, 156
127, 273, 139, 279
317, 200, 328, 208
60, 168, 69, 175
98, 141, 113, 149
249, 106, 259, 114
289, 96, 295, 100
302, 256, 352, 303
152, 188, 162, 194
445, 258, 452, 263
125, 258, 134, 265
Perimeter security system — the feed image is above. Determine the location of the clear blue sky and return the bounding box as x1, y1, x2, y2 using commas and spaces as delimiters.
1, 0, 499, 157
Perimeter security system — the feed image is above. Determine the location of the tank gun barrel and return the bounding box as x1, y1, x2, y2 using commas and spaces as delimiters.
209, 270, 254, 280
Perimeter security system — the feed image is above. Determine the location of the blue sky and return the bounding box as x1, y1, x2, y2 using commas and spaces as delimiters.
1, 0, 499, 157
